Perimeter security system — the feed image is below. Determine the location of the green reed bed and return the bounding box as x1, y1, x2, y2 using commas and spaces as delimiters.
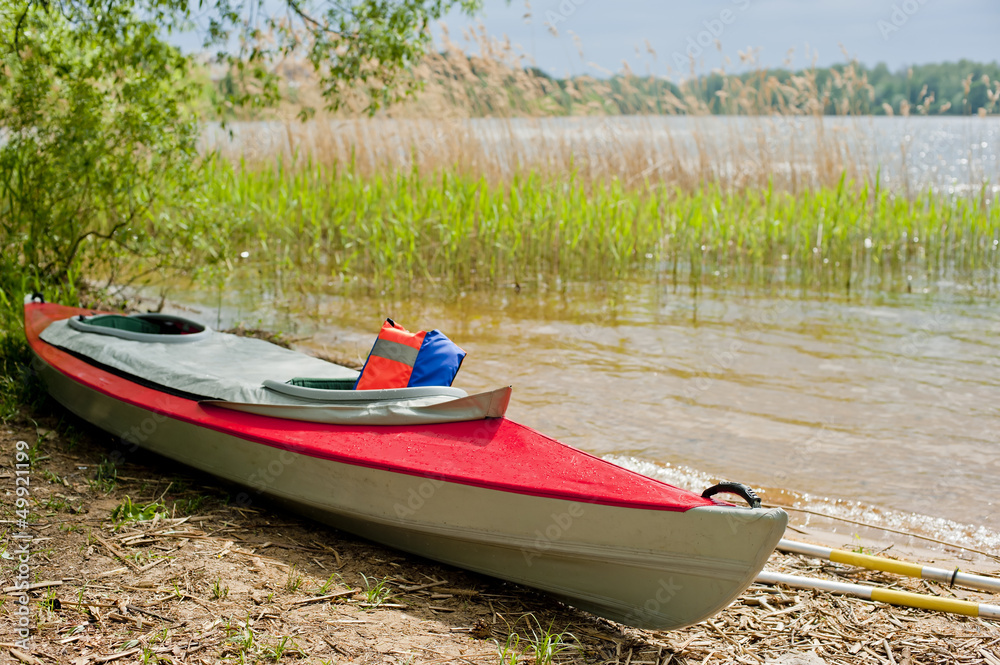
173, 158, 1000, 296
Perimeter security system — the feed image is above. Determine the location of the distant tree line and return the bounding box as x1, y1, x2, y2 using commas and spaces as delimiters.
520, 60, 1000, 117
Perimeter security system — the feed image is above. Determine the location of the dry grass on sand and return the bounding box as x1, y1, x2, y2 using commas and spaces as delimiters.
1, 417, 998, 665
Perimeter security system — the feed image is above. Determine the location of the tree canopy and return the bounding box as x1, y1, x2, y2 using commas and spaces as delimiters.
0, 0, 481, 293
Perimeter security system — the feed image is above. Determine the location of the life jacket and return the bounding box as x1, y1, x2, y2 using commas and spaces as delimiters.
354, 319, 466, 390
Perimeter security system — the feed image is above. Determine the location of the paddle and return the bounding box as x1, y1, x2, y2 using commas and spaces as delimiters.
777, 538, 1000, 594
755, 570, 1000, 619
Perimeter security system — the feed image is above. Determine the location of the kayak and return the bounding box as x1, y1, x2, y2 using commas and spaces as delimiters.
24, 298, 787, 630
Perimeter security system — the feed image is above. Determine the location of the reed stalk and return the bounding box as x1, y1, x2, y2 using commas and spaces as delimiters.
141, 157, 999, 297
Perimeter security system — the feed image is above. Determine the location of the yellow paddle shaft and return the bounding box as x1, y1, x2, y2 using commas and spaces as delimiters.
755, 571, 1000, 619
778, 539, 1000, 594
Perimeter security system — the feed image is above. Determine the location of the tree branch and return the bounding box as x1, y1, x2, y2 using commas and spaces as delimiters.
285, 0, 326, 32
12, 0, 36, 55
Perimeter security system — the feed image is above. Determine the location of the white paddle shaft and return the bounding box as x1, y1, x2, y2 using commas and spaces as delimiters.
778, 539, 1000, 594
756, 570, 1000, 619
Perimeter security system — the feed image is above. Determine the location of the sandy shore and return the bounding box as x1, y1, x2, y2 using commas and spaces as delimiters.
2, 411, 998, 665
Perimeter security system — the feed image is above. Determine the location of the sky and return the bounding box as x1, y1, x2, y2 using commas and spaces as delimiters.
434, 0, 1000, 80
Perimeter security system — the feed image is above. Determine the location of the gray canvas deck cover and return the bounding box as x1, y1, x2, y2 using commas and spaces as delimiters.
40, 318, 509, 425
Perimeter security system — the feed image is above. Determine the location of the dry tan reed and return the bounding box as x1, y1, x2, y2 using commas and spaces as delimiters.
203, 27, 998, 196
207, 114, 894, 195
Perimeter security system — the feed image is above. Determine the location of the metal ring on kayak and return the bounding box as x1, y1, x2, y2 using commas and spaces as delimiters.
702, 481, 762, 509
31, 292, 45, 303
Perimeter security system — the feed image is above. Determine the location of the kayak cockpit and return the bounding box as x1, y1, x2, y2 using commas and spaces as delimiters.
68, 312, 211, 343
263, 378, 467, 402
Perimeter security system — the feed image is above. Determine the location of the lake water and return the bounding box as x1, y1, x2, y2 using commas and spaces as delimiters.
174, 281, 1000, 552
190, 114, 1000, 553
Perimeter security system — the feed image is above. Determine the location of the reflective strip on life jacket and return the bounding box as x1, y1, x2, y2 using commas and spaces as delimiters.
355, 319, 426, 390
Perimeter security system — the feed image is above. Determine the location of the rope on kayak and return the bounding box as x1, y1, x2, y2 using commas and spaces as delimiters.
765, 503, 1000, 561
